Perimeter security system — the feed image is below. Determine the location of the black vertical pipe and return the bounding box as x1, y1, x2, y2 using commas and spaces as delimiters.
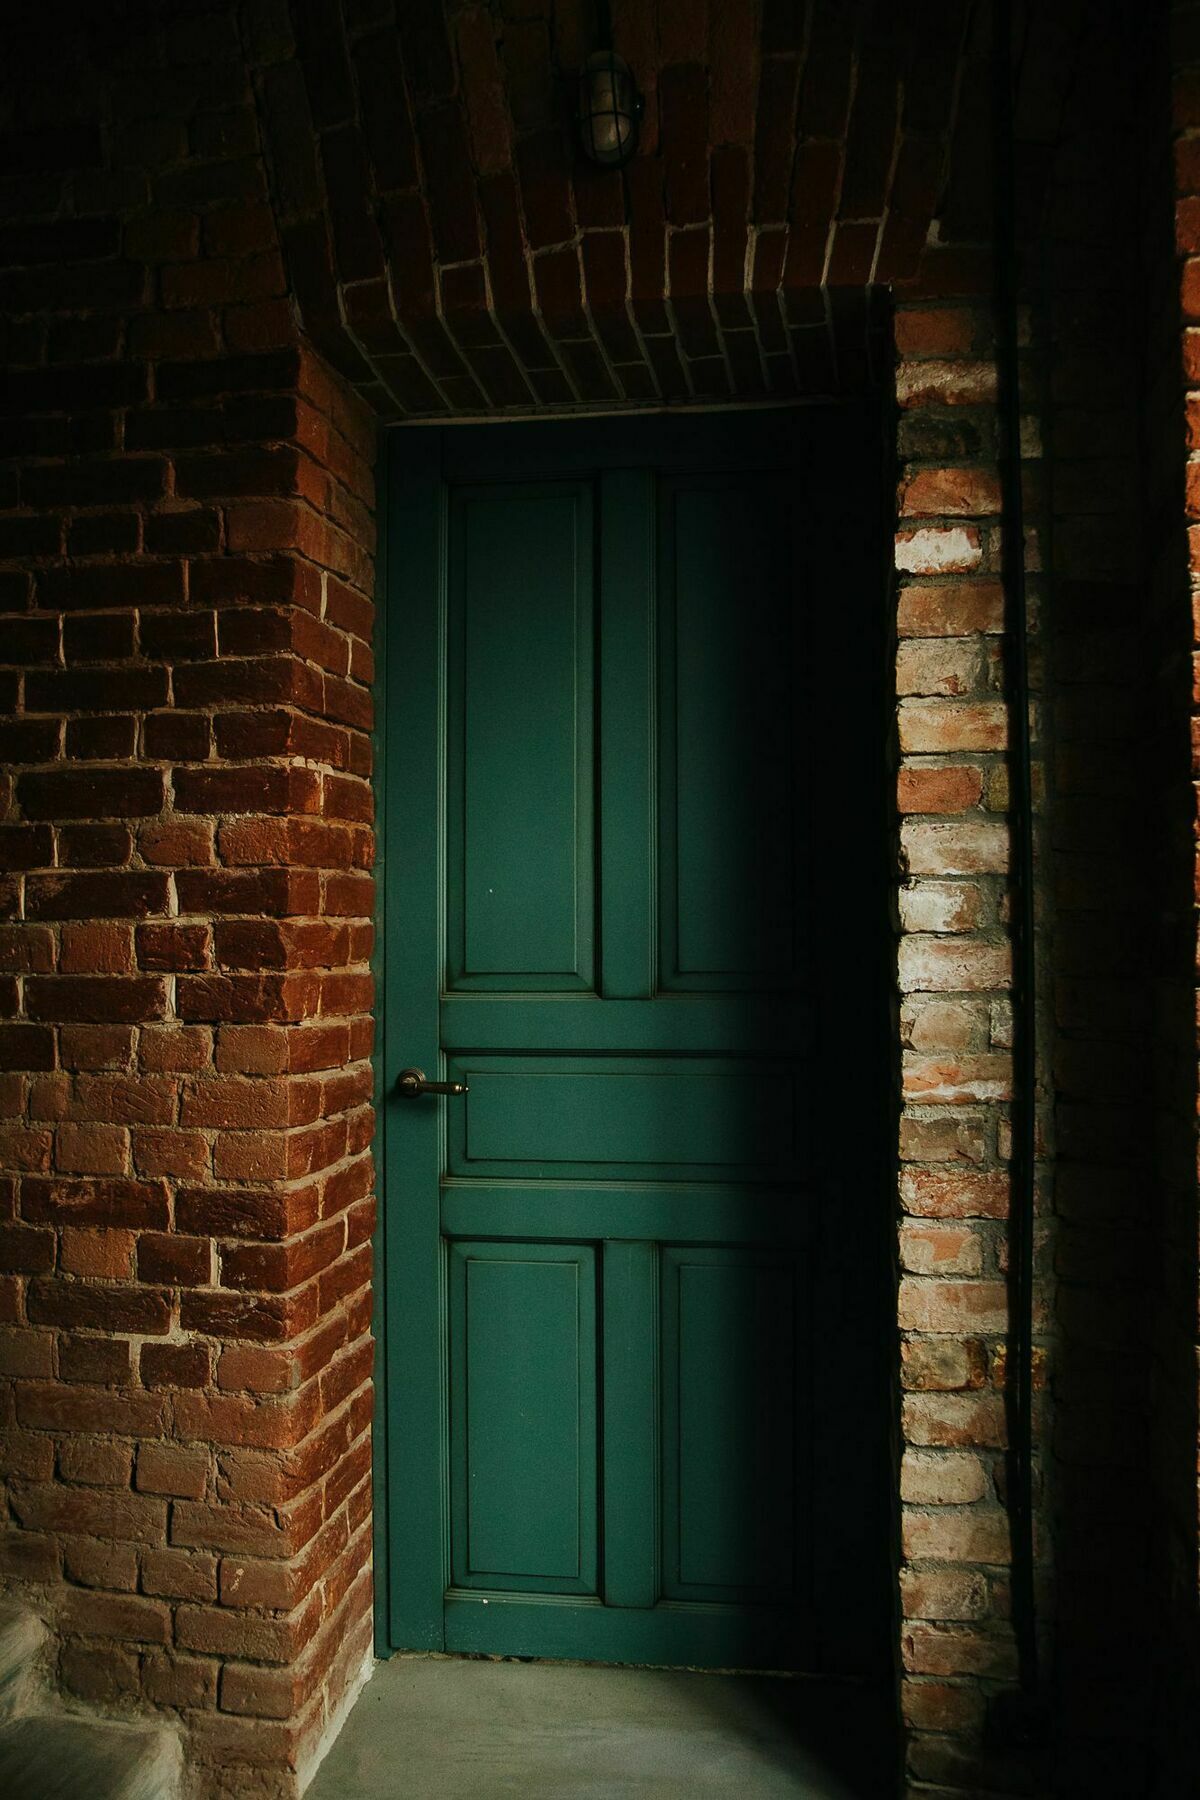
992, 0, 1039, 1696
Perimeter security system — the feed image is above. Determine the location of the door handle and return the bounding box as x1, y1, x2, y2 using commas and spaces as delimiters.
395, 1067, 469, 1099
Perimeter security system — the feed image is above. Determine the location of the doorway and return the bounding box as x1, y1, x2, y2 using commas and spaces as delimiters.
377, 406, 893, 1680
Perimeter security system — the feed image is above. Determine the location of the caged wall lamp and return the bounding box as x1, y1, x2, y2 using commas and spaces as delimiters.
577, 15, 642, 170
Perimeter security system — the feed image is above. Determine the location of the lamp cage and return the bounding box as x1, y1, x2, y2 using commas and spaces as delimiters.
578, 48, 641, 168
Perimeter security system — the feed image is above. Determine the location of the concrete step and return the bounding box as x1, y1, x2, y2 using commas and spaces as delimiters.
0, 1714, 182, 1800
0, 1604, 48, 1725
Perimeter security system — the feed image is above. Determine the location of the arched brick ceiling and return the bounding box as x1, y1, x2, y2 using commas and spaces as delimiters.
246, 0, 981, 418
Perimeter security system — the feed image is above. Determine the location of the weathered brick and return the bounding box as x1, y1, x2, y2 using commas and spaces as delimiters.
23, 1175, 169, 1230
142, 1548, 219, 1602
59, 1436, 134, 1487
901, 819, 1011, 875
54, 1122, 130, 1175
175, 1595, 319, 1663
895, 360, 998, 408
904, 993, 987, 1061
902, 1053, 1012, 1103
900, 1567, 990, 1621
0, 1430, 55, 1483
27, 1280, 170, 1336
142, 1651, 219, 1708
900, 1169, 1010, 1219
60, 1642, 141, 1706
894, 309, 980, 357
903, 1389, 1008, 1449
901, 1677, 986, 1734
899, 700, 1007, 753
902, 1506, 1013, 1566
0, 1223, 55, 1273
898, 1279, 1009, 1335
58, 1335, 133, 1386
62, 1536, 140, 1591
137, 1441, 211, 1500
898, 879, 985, 932
900, 1340, 989, 1395
896, 639, 984, 697
9, 1483, 167, 1545
902, 1622, 1017, 1678
217, 1344, 295, 1394
895, 527, 983, 575
900, 467, 1002, 518
26, 976, 168, 1023
59, 925, 135, 977
0, 1326, 54, 1377
140, 1341, 213, 1389
899, 1222, 985, 1276
61, 1590, 171, 1645
897, 936, 1012, 993
137, 1232, 212, 1287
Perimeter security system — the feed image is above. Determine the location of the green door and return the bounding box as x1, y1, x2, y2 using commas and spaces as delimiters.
380, 409, 891, 1675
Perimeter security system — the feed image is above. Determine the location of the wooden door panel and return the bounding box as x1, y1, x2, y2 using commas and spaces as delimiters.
447, 1055, 800, 1181
658, 475, 803, 990
447, 483, 594, 991
661, 1248, 803, 1604
449, 1241, 597, 1595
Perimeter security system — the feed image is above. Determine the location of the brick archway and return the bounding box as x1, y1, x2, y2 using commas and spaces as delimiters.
247, 2, 961, 418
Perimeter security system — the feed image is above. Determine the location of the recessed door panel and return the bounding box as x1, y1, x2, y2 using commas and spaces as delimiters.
447, 483, 594, 990
659, 476, 803, 991
449, 1056, 799, 1181
661, 1248, 802, 1603
449, 1242, 597, 1594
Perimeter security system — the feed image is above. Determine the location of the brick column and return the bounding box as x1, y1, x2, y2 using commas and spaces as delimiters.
0, 31, 379, 1793
890, 302, 1030, 1792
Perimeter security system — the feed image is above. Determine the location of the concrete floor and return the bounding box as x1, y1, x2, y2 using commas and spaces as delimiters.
306, 1657, 896, 1799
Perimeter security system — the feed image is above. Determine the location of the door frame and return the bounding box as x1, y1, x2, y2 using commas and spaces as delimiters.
370, 402, 899, 1667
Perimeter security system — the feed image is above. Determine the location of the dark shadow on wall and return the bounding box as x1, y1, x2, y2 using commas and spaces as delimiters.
1139, 5, 1200, 1794
1023, 2, 1200, 1794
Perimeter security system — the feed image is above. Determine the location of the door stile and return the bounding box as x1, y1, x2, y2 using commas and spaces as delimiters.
371, 431, 391, 1658
598, 468, 655, 1000
385, 434, 450, 1649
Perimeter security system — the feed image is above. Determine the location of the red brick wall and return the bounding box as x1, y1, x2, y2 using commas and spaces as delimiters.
0, 14, 378, 1793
